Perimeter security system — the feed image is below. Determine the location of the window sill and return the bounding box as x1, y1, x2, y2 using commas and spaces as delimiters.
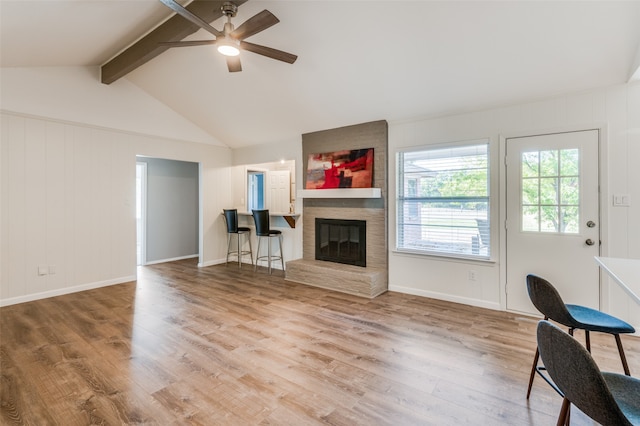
392, 248, 496, 264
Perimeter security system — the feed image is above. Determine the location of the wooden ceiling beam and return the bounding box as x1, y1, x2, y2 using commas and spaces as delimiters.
101, 0, 248, 84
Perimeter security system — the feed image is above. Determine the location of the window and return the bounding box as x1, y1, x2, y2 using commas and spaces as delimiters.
397, 142, 490, 258
521, 149, 579, 233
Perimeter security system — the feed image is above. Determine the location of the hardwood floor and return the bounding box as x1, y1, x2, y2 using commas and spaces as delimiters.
2, 259, 638, 425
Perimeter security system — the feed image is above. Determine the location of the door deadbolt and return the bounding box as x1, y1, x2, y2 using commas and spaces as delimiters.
585, 239, 595, 246
586, 221, 596, 228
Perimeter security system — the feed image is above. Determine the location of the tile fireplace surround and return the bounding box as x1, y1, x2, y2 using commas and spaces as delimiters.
285, 120, 388, 298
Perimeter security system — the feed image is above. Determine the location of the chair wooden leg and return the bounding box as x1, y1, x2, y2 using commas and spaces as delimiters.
527, 347, 539, 399
527, 316, 549, 399
614, 334, 631, 375
556, 397, 571, 426
585, 330, 591, 352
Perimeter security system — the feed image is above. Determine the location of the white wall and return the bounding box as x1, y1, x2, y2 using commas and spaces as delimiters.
0, 66, 223, 146
1, 62, 638, 329
0, 112, 233, 306
232, 139, 304, 266
0, 66, 234, 306
388, 82, 640, 329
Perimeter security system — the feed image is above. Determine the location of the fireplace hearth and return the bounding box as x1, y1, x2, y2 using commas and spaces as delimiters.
315, 218, 366, 267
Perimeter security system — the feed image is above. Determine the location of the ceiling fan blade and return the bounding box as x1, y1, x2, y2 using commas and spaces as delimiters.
226, 56, 242, 73
231, 10, 279, 41
159, 0, 222, 38
240, 41, 297, 64
159, 40, 217, 48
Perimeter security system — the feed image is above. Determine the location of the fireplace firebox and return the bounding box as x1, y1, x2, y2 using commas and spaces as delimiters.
315, 218, 366, 267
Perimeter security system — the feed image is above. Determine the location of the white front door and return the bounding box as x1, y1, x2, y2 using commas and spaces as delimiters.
505, 130, 600, 315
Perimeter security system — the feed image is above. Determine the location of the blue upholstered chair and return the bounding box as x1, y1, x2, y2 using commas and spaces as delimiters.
537, 320, 640, 426
223, 209, 253, 269
526, 274, 635, 399
252, 209, 284, 274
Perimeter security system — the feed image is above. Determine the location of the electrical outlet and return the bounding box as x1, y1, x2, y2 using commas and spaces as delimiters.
49, 265, 56, 275
38, 265, 48, 276
468, 270, 477, 281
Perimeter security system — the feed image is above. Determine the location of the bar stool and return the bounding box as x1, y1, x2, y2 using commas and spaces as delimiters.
252, 209, 284, 274
222, 209, 253, 269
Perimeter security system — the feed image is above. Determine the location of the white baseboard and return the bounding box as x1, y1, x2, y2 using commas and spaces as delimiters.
198, 258, 227, 268
144, 254, 198, 266
198, 258, 281, 269
388, 284, 501, 311
0, 275, 137, 307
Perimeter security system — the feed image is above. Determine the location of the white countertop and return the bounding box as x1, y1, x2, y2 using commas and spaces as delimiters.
595, 256, 640, 305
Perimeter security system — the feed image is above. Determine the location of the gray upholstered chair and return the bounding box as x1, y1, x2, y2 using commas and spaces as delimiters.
537, 320, 640, 426
252, 209, 284, 274
223, 209, 253, 269
526, 274, 635, 398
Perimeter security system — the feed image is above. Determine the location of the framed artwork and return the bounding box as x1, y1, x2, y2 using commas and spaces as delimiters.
306, 148, 374, 189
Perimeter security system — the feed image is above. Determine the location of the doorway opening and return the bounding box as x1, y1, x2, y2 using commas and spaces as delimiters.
136, 161, 147, 266
247, 170, 266, 211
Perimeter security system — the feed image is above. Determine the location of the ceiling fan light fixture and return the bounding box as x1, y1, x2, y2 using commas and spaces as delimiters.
217, 38, 240, 56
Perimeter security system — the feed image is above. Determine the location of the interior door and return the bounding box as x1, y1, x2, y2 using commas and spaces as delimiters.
505, 130, 600, 314
267, 170, 291, 213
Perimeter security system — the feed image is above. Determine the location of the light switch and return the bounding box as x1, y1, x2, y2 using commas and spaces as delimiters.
613, 194, 630, 206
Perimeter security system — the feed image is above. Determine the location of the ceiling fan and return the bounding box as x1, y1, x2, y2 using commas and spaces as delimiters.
159, 0, 297, 72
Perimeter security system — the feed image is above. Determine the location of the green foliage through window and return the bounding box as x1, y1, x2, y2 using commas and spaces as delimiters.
521, 149, 579, 233
397, 142, 490, 258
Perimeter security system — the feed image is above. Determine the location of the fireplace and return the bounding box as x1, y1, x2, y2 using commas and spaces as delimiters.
315, 218, 366, 267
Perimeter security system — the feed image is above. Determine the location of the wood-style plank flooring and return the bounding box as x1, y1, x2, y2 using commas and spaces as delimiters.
2, 259, 639, 425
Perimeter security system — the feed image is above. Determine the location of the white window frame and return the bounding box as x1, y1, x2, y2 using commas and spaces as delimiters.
395, 140, 491, 260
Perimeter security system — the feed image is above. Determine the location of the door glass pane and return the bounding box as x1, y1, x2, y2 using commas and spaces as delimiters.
561, 149, 579, 175
561, 206, 579, 233
540, 178, 558, 204
521, 148, 580, 234
540, 205, 559, 232
560, 177, 579, 204
522, 178, 539, 204
522, 152, 539, 178
522, 206, 539, 232
540, 150, 558, 176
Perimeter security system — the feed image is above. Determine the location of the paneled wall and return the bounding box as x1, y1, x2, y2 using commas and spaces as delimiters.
0, 112, 233, 306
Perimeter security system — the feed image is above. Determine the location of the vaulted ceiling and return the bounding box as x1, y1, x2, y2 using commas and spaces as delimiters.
2, 1, 640, 149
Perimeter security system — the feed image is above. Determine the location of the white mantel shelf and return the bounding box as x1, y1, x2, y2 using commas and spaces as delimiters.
297, 188, 382, 199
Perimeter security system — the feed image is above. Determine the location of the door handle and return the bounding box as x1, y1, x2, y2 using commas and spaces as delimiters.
586, 221, 596, 228
585, 239, 595, 246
